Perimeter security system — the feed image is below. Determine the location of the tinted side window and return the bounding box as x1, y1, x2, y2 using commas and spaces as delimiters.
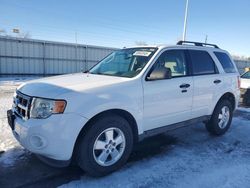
214, 52, 236, 73
153, 50, 188, 78
241, 71, 250, 79
189, 50, 216, 75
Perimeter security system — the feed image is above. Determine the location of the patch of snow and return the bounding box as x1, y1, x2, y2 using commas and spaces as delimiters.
0, 76, 45, 167
0, 76, 40, 86
1, 77, 250, 185
0, 94, 25, 167
0, 76, 40, 93
237, 107, 250, 113
0, 147, 27, 167
60, 117, 250, 188
0, 77, 33, 167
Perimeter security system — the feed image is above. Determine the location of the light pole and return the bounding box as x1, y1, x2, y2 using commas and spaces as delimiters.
182, 0, 189, 41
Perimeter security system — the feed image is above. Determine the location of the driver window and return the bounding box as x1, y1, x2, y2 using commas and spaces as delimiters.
154, 50, 188, 77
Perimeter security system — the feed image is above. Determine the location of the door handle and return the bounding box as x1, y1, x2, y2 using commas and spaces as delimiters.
213, 79, 221, 84
179, 83, 190, 89
181, 89, 187, 93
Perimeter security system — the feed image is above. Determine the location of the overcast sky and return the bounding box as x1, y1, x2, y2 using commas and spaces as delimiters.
0, 0, 249, 56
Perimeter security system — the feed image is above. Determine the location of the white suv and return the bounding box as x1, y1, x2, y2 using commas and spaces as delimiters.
7, 41, 240, 176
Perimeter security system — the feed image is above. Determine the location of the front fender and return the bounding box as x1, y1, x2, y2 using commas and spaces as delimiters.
58, 83, 144, 134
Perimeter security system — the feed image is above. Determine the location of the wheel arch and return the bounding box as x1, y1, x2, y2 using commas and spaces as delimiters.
214, 92, 236, 111
72, 109, 139, 160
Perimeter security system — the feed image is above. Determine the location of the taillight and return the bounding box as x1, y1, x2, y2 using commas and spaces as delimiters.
237, 76, 241, 89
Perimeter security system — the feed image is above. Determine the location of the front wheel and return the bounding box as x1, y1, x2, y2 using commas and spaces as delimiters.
205, 100, 233, 136
76, 115, 133, 177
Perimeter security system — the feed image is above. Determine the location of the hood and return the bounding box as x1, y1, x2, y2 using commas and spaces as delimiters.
18, 73, 130, 98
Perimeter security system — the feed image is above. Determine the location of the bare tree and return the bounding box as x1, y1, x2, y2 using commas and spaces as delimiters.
0, 28, 31, 38
0, 29, 7, 36
135, 41, 148, 46
232, 55, 249, 61
18, 31, 31, 39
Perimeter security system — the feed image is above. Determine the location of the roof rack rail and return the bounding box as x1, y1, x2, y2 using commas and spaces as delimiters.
177, 41, 219, 49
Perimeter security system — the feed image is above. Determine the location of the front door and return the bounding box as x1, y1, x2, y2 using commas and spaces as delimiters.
143, 49, 193, 131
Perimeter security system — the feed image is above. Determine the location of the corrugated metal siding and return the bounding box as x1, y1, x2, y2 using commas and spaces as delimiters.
0, 36, 116, 75
1, 36, 249, 76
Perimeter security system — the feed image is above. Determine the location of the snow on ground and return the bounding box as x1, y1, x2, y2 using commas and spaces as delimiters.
0, 76, 39, 86
60, 117, 250, 188
237, 107, 250, 113
0, 77, 38, 167
1, 77, 250, 187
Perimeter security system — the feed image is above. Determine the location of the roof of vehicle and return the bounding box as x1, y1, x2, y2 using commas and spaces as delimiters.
125, 41, 228, 54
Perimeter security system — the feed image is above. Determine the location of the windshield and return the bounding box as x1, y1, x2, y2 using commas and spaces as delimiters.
89, 48, 157, 78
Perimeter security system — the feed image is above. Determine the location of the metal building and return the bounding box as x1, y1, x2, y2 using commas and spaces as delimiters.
0, 36, 249, 76
0, 36, 117, 75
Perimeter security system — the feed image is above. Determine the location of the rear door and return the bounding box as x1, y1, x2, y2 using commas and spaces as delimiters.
189, 50, 223, 118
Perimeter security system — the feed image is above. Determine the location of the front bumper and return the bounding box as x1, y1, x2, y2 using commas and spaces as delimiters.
7, 110, 88, 161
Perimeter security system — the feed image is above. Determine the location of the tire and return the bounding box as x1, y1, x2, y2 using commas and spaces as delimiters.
76, 114, 134, 177
205, 100, 233, 136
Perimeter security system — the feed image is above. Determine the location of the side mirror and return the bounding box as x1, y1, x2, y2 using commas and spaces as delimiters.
82, 68, 88, 73
147, 67, 172, 81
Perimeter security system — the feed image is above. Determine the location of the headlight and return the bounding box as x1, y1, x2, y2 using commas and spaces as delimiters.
30, 98, 66, 119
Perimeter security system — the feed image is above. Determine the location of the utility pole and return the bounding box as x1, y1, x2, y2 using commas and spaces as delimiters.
182, 0, 189, 41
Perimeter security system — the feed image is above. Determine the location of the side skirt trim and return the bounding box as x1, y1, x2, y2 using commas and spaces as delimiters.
139, 115, 211, 141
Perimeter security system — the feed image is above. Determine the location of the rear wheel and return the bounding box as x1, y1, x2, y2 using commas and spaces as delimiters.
77, 115, 133, 177
206, 100, 233, 135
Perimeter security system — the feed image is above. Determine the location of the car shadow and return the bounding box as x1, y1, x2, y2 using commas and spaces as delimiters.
129, 134, 178, 162
0, 133, 178, 188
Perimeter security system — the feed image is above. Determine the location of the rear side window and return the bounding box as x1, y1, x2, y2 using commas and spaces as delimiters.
189, 50, 217, 75
214, 52, 236, 73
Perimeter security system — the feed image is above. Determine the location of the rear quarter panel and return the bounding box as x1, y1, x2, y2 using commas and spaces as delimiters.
208, 49, 240, 114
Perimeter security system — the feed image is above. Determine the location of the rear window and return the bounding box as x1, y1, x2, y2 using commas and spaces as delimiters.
214, 52, 236, 73
189, 50, 217, 75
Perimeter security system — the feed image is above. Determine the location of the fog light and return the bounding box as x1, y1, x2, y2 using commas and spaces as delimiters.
30, 135, 46, 149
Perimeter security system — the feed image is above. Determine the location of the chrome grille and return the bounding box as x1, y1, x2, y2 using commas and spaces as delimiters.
13, 91, 32, 120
